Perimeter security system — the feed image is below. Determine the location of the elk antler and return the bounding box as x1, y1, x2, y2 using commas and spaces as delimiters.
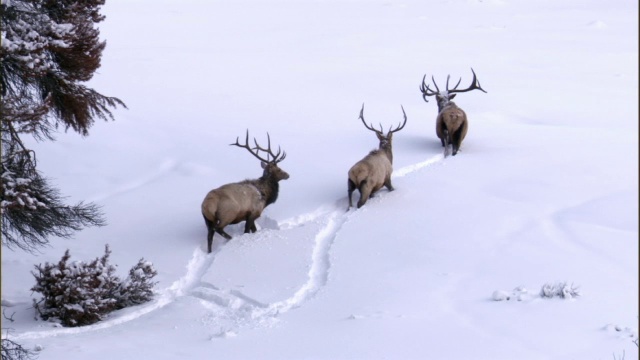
420, 68, 487, 102
359, 103, 384, 135
231, 130, 286, 164
388, 105, 408, 134
420, 75, 440, 102
359, 104, 407, 135
446, 68, 487, 95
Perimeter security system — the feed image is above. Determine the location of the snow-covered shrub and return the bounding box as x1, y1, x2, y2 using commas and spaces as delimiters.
492, 284, 581, 302
115, 258, 158, 309
31, 245, 158, 327
540, 282, 580, 299
31, 246, 119, 327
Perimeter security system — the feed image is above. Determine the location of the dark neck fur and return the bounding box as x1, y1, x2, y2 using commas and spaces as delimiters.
249, 175, 280, 206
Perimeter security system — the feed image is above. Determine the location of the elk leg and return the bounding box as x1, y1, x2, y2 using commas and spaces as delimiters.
210, 213, 233, 240
244, 216, 258, 233
203, 215, 216, 253
357, 183, 372, 208
206, 226, 215, 253
384, 177, 394, 191
454, 122, 468, 156
440, 129, 451, 157
451, 128, 462, 156
347, 179, 357, 208
215, 227, 232, 240
438, 125, 447, 147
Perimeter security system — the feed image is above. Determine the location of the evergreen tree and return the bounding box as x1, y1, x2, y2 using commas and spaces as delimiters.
1, 0, 126, 251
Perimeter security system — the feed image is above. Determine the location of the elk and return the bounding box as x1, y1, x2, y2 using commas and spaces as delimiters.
348, 104, 407, 209
201, 130, 289, 253
420, 68, 487, 156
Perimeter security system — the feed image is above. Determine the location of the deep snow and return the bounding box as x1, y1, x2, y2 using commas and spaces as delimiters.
2, 0, 638, 359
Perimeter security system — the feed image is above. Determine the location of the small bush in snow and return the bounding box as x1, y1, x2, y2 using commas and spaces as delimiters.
539, 282, 580, 299
31, 245, 157, 327
115, 259, 158, 308
31, 246, 119, 326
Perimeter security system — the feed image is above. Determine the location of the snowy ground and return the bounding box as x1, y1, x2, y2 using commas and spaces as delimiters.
2, 0, 638, 359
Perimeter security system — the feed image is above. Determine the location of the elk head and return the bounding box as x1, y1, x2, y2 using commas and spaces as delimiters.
231, 130, 289, 183
358, 103, 407, 161
420, 68, 487, 112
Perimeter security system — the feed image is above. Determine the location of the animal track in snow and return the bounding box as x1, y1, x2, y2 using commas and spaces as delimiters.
188, 154, 445, 328
256, 209, 347, 316
88, 158, 178, 202
603, 323, 638, 345
11, 154, 444, 340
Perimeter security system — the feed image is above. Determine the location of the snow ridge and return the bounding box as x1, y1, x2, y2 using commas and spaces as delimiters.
168, 246, 219, 298
11, 291, 174, 341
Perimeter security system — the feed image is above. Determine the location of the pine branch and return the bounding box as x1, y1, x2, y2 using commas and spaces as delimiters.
1, 337, 37, 360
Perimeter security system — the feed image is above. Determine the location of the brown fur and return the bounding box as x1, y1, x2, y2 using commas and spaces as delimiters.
348, 144, 394, 209
420, 69, 487, 156
201, 162, 288, 253
347, 105, 406, 209
201, 132, 289, 253
436, 101, 468, 156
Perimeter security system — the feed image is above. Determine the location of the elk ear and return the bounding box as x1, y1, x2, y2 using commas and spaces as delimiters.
449, 93, 457, 100
261, 162, 267, 169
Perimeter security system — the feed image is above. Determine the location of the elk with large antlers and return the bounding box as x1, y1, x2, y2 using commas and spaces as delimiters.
348, 104, 407, 209
420, 68, 487, 156
201, 130, 289, 253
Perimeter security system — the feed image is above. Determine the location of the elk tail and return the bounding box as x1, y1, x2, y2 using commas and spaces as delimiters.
202, 199, 218, 228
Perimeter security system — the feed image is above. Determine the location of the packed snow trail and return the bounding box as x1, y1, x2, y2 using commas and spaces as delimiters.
255, 208, 347, 316
185, 153, 446, 329
9, 154, 444, 341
